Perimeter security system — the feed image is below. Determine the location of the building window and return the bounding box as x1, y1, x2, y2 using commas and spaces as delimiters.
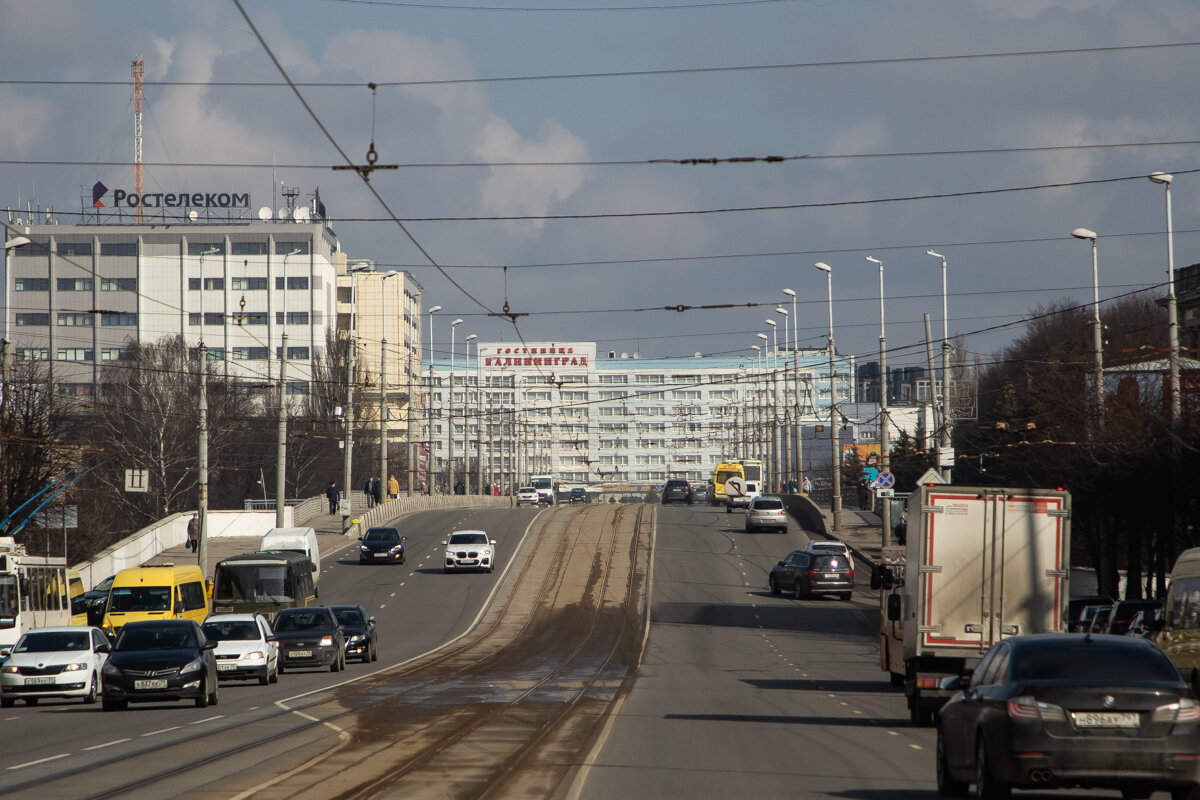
635, 374, 664, 384
231, 241, 268, 256
14, 278, 49, 291
100, 241, 137, 256
598, 374, 627, 384
188, 242, 225, 256
286, 381, 309, 396
188, 313, 224, 326
188, 278, 225, 291
57, 313, 94, 327
57, 383, 93, 397
188, 347, 226, 361
16, 348, 48, 360
100, 313, 137, 326
57, 278, 94, 292
16, 313, 49, 326
672, 390, 701, 400
236, 313, 268, 326
231, 277, 268, 291
275, 241, 310, 255
275, 276, 310, 290
101, 348, 131, 361
55, 242, 92, 256
275, 311, 309, 325
101, 277, 137, 292
232, 347, 270, 360
57, 348, 94, 361
276, 346, 310, 360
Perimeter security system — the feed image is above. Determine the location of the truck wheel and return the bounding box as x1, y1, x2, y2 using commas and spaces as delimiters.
936, 729, 968, 797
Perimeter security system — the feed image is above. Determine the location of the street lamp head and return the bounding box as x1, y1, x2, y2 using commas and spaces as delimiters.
782, 287, 796, 297
814, 262, 831, 273
465, 334, 478, 342
349, 263, 372, 274
775, 306, 788, 316
4, 236, 31, 249
756, 333, 768, 341
1071, 227, 1098, 241
751, 345, 761, 352
926, 249, 944, 260
764, 318, 776, 327
1149, 171, 1174, 186
428, 305, 442, 314
865, 256, 882, 266
451, 318, 464, 327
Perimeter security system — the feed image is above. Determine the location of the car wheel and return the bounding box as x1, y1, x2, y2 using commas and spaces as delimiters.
209, 678, 219, 706
195, 677, 210, 708
370, 643, 378, 662
331, 655, 340, 673
725, 505, 731, 514
769, 576, 780, 596
974, 737, 1009, 800
102, 697, 126, 712
794, 581, 804, 600
744, 523, 751, 532
841, 593, 853, 601
0, 697, 14, 708
277, 663, 285, 675
259, 668, 270, 686
269, 663, 279, 684
83, 673, 99, 704
25, 697, 38, 706
936, 728, 968, 796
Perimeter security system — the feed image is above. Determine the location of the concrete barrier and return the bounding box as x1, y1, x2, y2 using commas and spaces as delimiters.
343, 494, 513, 538
781, 494, 828, 538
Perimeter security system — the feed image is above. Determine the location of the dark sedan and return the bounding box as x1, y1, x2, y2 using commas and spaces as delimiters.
937, 634, 1200, 799
359, 527, 407, 564
100, 620, 218, 711
769, 550, 853, 601
661, 479, 694, 505
272, 607, 345, 673
83, 575, 115, 627
332, 604, 377, 663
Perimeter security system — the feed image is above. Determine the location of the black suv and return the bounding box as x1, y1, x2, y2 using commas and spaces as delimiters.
661, 479, 694, 505
568, 488, 589, 504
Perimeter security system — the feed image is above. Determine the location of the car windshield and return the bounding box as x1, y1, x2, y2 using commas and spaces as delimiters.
202, 621, 260, 641
116, 626, 196, 651
108, 585, 172, 612
519, 488, 535, 493
212, 563, 293, 604
449, 533, 488, 545
273, 612, 331, 632
93, 576, 114, 593
334, 608, 365, 626
364, 529, 399, 544
15, 630, 91, 652
753, 499, 784, 510
1013, 642, 1180, 682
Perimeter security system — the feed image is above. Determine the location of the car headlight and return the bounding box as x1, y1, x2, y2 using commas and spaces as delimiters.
390, 545, 404, 553
179, 658, 204, 675
244, 650, 265, 661
360, 546, 371, 553
102, 662, 121, 678
63, 662, 88, 672
480, 549, 492, 557
348, 635, 365, 644
319, 636, 334, 647
1, 664, 17, 674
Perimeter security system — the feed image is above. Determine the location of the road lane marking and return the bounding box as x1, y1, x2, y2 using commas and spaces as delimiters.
190, 715, 224, 725
83, 738, 132, 751
143, 726, 181, 737
379, 604, 386, 609
909, 744, 923, 750
8, 753, 69, 770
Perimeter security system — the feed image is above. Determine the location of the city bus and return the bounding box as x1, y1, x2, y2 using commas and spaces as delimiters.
210, 551, 317, 622
711, 463, 745, 507
0, 537, 71, 651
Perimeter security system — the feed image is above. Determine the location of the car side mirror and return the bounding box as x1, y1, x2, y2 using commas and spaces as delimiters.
490, 540, 497, 546
777, 560, 786, 567
202, 640, 217, 650
358, 536, 364, 541
266, 635, 278, 643
368, 617, 376, 625
887, 593, 902, 621
401, 536, 407, 542
441, 541, 448, 546
95, 643, 111, 654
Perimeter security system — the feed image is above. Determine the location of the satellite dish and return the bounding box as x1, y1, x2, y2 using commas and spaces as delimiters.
277, 207, 289, 219
257, 206, 272, 221
188, 210, 199, 222
294, 206, 310, 222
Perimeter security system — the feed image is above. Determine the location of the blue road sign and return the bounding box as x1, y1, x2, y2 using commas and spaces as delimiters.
877, 470, 896, 489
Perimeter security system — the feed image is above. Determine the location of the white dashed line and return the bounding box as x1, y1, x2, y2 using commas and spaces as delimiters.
143, 726, 181, 737
909, 744, 923, 750
83, 738, 131, 751
190, 715, 223, 725
888, 730, 899, 736
7, 753, 68, 770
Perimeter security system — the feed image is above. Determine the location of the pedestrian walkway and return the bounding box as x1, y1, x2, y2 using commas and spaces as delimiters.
145, 513, 351, 577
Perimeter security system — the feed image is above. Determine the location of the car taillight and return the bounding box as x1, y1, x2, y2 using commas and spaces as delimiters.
1007, 695, 1065, 721
806, 569, 819, 578
750, 510, 758, 515
1155, 699, 1200, 723
844, 570, 854, 578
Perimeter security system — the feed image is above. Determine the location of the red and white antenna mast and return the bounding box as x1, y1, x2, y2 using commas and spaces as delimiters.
132, 58, 144, 222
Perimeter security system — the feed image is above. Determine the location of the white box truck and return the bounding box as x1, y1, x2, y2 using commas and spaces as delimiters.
874, 484, 1070, 725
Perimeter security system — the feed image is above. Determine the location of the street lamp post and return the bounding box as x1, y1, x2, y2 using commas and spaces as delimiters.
782, 287, 802, 491
755, 335, 768, 467
343, 263, 372, 529
865, 256, 890, 546
1149, 172, 1182, 423
927, 250, 952, 480
449, 318, 463, 494
465, 333, 477, 494
766, 317, 779, 491
814, 262, 841, 531
425, 305, 442, 493
775, 305, 790, 490
1071, 229, 1104, 431
276, 248, 301, 527
378, 271, 400, 501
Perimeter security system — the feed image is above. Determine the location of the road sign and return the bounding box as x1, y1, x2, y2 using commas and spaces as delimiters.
876, 488, 894, 498
876, 471, 896, 490
916, 468, 946, 486
125, 469, 149, 493
724, 476, 747, 497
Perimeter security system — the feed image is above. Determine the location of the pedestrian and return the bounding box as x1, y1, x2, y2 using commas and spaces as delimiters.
186, 513, 199, 552
387, 474, 399, 500
363, 476, 375, 508
374, 477, 384, 505
802, 475, 813, 494
326, 481, 340, 514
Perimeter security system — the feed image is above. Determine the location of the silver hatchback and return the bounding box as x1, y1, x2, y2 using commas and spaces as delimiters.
745, 496, 787, 533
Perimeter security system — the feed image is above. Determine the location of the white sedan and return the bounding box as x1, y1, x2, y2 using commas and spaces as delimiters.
515, 487, 539, 506
0, 626, 110, 706
443, 530, 498, 573
201, 613, 279, 685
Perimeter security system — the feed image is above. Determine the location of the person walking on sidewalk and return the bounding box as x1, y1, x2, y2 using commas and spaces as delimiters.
186, 513, 199, 552
387, 474, 399, 500
363, 477, 375, 508
326, 481, 340, 514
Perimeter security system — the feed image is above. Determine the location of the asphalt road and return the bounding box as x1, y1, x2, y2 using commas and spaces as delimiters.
0, 505, 540, 796
572, 503, 1141, 800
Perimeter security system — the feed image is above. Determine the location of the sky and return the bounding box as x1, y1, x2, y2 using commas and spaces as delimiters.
3, 0, 1200, 373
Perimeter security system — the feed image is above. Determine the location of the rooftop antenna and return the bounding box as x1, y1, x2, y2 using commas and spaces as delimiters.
132, 58, 144, 223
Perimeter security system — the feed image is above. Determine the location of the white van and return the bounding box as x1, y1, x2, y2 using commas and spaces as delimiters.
260, 527, 321, 596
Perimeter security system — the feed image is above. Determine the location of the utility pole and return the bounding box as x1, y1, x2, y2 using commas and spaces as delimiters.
197, 343, 209, 573
866, 256, 890, 546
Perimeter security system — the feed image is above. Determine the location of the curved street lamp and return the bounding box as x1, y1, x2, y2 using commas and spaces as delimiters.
813, 262, 840, 531
1071, 228, 1103, 429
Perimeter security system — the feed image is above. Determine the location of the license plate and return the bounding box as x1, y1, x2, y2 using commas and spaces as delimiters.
289, 650, 312, 658
24, 676, 54, 686
217, 663, 236, 671
374, 553, 390, 558
134, 679, 168, 690
1073, 711, 1139, 728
